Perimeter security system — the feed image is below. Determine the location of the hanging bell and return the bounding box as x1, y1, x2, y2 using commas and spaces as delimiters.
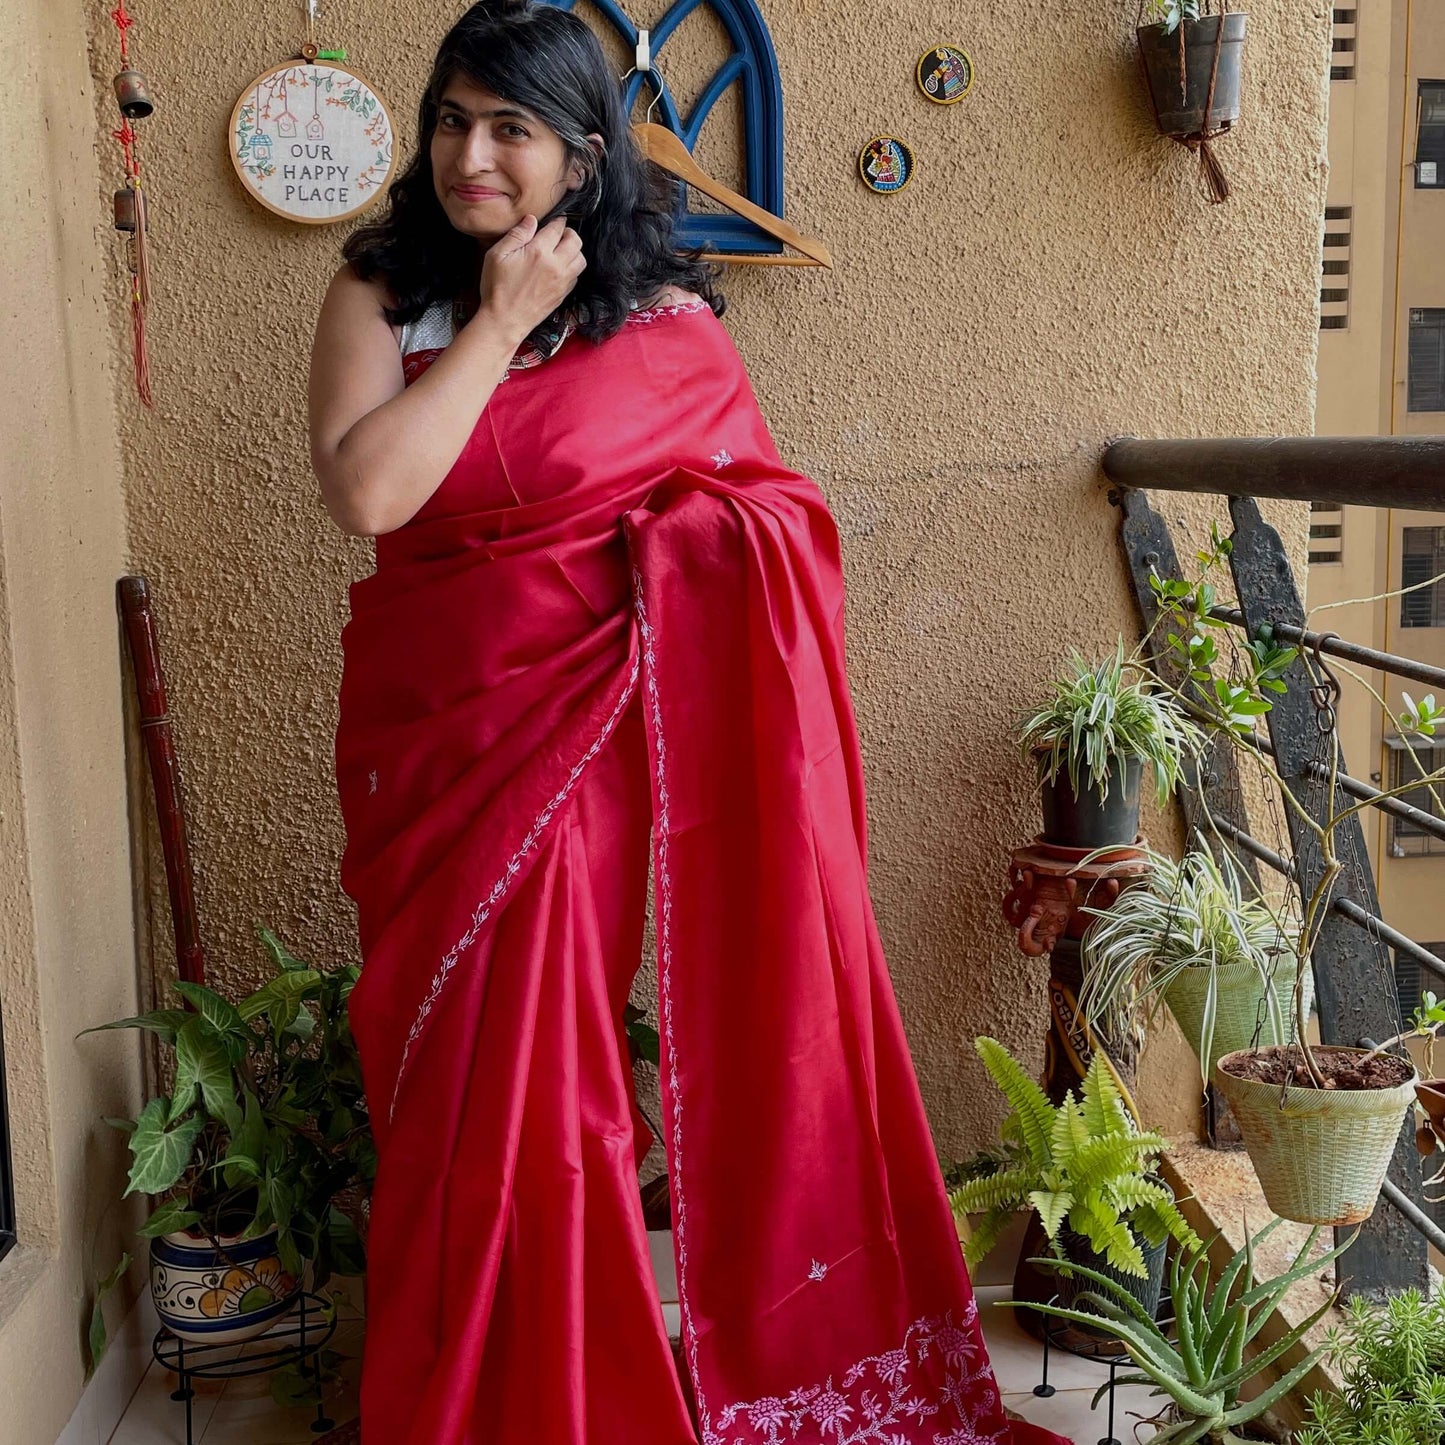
113, 68, 155, 119
113, 187, 140, 232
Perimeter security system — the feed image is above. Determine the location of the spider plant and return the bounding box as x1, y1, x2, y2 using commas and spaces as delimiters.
1020, 644, 1204, 806
1079, 842, 1301, 1079
1019, 1217, 1353, 1445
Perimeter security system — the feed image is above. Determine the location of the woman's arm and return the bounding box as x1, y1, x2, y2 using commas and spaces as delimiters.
308, 215, 584, 537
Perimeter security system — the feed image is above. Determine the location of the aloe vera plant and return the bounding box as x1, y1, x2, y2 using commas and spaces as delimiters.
1021, 1216, 1352, 1445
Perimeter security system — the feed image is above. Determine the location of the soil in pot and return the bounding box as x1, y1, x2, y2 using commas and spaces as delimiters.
1223, 1045, 1413, 1091
1038, 754, 1142, 849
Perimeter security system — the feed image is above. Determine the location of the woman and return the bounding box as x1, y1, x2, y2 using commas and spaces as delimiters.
311, 5, 1064, 1443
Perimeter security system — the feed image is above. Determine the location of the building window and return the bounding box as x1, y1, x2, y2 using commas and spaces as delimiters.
1388, 739, 1445, 853
1416, 80, 1445, 187
1409, 309, 1445, 412
1331, 9, 1356, 79
1309, 502, 1343, 564
1402, 527, 1445, 626
1320, 208, 1351, 329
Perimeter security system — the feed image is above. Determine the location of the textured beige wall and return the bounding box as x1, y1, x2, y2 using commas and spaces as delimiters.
94, 0, 1322, 1160
0, 0, 145, 1436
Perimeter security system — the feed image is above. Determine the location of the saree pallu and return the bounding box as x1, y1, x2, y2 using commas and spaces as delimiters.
337, 302, 1063, 1445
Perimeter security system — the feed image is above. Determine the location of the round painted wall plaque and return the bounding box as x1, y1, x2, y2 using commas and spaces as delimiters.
858, 136, 915, 195
916, 44, 975, 105
229, 59, 396, 225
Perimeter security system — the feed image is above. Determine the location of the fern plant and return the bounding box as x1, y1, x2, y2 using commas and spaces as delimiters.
1296, 1288, 1445, 1445
949, 1038, 1199, 1277
1020, 643, 1204, 806
1021, 1217, 1353, 1445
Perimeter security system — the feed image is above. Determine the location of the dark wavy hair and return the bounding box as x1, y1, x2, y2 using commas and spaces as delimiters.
343, 0, 723, 341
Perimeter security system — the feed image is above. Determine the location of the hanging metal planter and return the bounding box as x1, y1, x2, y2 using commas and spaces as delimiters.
1136, 2, 1248, 202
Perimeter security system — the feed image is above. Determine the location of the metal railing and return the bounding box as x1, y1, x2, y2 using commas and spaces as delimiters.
1107, 435, 1445, 1298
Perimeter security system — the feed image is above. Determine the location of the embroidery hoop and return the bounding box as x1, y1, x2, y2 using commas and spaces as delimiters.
228, 56, 396, 225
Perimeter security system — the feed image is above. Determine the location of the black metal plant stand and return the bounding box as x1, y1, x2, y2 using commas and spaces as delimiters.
151, 1290, 338, 1445
1032, 1295, 1138, 1445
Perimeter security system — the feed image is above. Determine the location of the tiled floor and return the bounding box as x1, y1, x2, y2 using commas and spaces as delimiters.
109, 1309, 363, 1445
109, 1285, 1139, 1443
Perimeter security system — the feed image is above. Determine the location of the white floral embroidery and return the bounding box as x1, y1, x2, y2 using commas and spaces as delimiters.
631, 558, 712, 1432
708, 1313, 1007, 1445
368, 770, 378, 796
711, 449, 735, 471
809, 1260, 829, 1282
630, 547, 1007, 1445
388, 657, 641, 1119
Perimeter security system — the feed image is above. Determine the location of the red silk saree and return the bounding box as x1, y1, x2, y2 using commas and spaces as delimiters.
337, 301, 1064, 1445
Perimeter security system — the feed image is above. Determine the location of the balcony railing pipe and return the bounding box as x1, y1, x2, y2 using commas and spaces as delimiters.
1307, 764, 1445, 846
1103, 436, 1445, 509
1378, 1178, 1445, 1258
1203, 811, 1295, 879
1331, 898, 1445, 988
1211, 607, 1445, 692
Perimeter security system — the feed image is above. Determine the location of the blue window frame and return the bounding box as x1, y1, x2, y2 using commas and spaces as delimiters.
541, 0, 786, 256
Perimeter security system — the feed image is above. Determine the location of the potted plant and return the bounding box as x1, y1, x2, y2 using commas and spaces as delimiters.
1214, 993, 1440, 1226
84, 928, 373, 1345
949, 1038, 1199, 1321
1021, 1216, 1352, 1445
1296, 1286, 1445, 1445
1136, 0, 1248, 202
1020, 644, 1203, 849
1079, 842, 1311, 1082
1406, 988, 1445, 1169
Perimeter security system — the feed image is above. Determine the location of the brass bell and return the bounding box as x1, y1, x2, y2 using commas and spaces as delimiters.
113, 68, 154, 119
113, 187, 141, 232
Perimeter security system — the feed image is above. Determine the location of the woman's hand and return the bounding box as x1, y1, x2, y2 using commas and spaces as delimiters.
478, 215, 586, 342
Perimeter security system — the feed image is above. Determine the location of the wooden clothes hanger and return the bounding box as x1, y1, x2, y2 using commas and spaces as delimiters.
632, 120, 833, 269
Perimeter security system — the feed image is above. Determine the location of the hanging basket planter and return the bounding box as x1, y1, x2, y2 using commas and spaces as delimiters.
1215, 1045, 1418, 1225
1136, 8, 1248, 203
1162, 956, 1313, 1078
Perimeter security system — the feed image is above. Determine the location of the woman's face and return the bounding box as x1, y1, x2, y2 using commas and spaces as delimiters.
430, 75, 586, 245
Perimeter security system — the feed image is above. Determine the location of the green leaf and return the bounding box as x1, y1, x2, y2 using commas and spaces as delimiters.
137, 1199, 203, 1239
79, 1008, 189, 1044
173, 1016, 242, 1131
87, 1253, 132, 1375
125, 1097, 204, 1197
173, 982, 246, 1038
257, 925, 313, 973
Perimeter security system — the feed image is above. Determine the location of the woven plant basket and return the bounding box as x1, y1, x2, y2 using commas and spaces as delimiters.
1214, 1046, 1418, 1225
1163, 958, 1313, 1078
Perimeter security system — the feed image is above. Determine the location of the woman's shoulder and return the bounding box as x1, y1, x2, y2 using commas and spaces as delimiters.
325, 262, 403, 341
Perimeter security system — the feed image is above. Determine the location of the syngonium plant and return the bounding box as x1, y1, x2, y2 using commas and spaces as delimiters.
1022, 1217, 1354, 1445
949, 1038, 1200, 1277
83, 927, 374, 1283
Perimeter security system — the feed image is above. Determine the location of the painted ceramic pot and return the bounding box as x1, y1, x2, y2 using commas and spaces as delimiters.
150, 1227, 300, 1345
